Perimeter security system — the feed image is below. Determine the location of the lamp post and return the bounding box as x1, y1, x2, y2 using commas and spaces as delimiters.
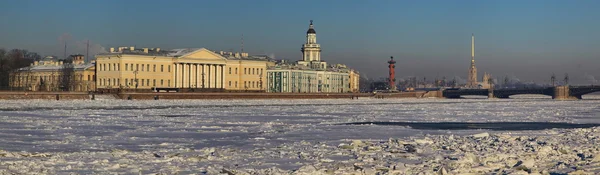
259, 72, 263, 91
133, 70, 138, 90
201, 72, 205, 89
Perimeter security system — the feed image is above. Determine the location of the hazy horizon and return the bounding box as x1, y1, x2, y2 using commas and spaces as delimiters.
1, 0, 599, 84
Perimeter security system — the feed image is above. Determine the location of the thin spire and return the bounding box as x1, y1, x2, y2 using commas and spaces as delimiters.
471, 33, 475, 66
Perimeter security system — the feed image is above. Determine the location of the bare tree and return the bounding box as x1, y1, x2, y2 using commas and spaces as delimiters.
564, 73, 569, 85
0, 49, 36, 89
59, 58, 75, 91
551, 73, 556, 87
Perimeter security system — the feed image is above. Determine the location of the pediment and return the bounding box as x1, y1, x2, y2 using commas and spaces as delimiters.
178, 48, 226, 60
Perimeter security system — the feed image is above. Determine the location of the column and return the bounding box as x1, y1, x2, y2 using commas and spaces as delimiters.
187, 63, 191, 88
179, 63, 184, 88
195, 64, 199, 88
173, 63, 177, 88
201, 64, 206, 88
214, 64, 218, 88
207, 64, 211, 88
220, 65, 224, 89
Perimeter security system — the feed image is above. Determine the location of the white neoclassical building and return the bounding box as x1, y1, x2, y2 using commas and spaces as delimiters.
267, 20, 359, 93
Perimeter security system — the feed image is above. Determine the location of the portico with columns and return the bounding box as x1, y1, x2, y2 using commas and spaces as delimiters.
172, 48, 227, 89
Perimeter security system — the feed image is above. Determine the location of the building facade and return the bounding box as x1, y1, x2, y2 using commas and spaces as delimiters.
95, 47, 270, 92
266, 20, 358, 93
10, 55, 96, 91
219, 51, 273, 91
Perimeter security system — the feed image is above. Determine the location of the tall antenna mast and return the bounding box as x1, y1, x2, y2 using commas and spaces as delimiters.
64, 42, 67, 60
241, 33, 244, 53
86, 40, 89, 62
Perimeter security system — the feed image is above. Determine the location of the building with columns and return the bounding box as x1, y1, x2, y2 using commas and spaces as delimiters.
95, 47, 270, 92
267, 20, 359, 93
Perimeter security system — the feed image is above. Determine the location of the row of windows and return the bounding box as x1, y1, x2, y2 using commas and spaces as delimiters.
16, 75, 94, 82
98, 78, 170, 87
99, 63, 171, 72
228, 67, 264, 75
227, 81, 262, 88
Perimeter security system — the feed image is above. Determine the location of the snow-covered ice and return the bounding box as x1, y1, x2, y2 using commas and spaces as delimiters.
1, 95, 600, 174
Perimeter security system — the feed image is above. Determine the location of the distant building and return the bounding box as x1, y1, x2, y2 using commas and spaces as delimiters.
266, 20, 358, 93
10, 55, 96, 91
480, 72, 493, 89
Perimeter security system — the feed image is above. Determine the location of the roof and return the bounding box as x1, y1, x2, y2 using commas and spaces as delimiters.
167, 48, 203, 57
18, 63, 94, 72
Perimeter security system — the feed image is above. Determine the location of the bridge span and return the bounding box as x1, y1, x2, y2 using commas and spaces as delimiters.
442, 86, 600, 99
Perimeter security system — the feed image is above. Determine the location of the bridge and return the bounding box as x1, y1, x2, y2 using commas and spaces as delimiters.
442, 86, 600, 99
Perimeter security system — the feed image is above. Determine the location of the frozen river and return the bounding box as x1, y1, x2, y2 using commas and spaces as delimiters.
1, 95, 600, 174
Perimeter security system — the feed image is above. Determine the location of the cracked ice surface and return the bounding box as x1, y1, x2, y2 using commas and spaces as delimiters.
0, 95, 600, 174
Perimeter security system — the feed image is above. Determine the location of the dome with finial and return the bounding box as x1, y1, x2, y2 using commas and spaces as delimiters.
306, 20, 316, 34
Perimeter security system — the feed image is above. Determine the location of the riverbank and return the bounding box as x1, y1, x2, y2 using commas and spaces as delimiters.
0, 91, 439, 100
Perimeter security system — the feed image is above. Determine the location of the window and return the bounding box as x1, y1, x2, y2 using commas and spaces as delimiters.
125, 79, 128, 86
235, 81, 237, 88
244, 68, 247, 74
141, 64, 144, 71
136, 64, 139, 71
252, 68, 255, 75
168, 65, 171, 72
147, 79, 149, 86
141, 79, 144, 86
153, 79, 156, 86
147, 64, 150, 72
117, 78, 120, 86
168, 80, 171, 87
229, 67, 231, 74
161, 65, 164, 72
117, 64, 120, 71
125, 64, 128, 71
161, 79, 164, 86
153, 65, 156, 72
229, 81, 231, 87
235, 68, 238, 74
244, 81, 247, 87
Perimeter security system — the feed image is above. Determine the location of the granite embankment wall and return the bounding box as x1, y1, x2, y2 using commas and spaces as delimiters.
116, 93, 373, 100
0, 92, 91, 100
0, 91, 445, 100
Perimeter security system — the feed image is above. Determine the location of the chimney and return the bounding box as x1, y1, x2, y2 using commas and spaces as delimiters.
155, 48, 160, 52
143, 48, 149, 53
118, 47, 123, 52
34, 61, 39, 66
235, 52, 240, 58
110, 47, 115, 53
130, 46, 135, 51
219, 51, 224, 55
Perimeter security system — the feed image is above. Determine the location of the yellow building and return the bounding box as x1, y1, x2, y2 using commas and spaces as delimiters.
95, 47, 270, 92
349, 69, 360, 93
10, 55, 96, 91
218, 51, 273, 91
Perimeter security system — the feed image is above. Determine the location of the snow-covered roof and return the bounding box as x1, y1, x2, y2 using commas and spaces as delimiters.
18, 63, 94, 72
167, 48, 203, 57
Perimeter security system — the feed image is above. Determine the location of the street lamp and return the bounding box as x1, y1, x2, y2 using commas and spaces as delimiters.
133, 70, 138, 90
201, 72, 205, 89
259, 72, 263, 91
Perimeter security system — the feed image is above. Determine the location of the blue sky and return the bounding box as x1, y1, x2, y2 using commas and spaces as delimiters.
1, 0, 600, 84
